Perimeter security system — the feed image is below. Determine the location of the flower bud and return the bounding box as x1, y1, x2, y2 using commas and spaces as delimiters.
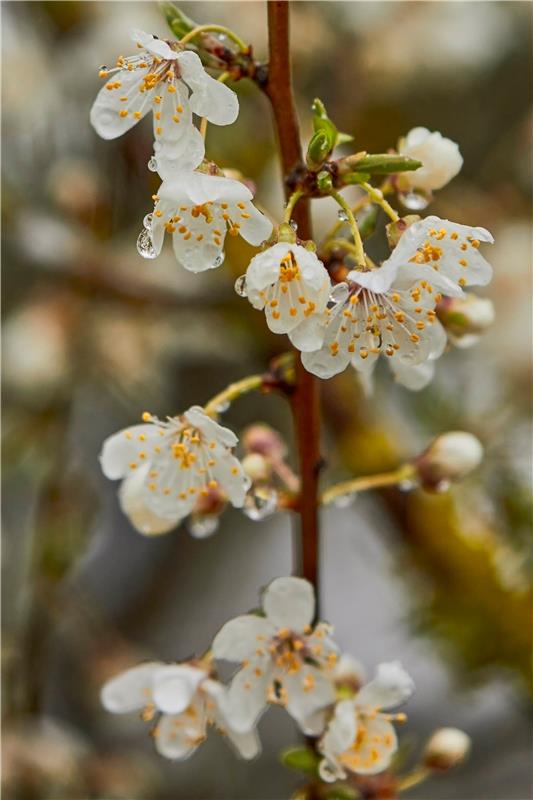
423, 728, 471, 771
306, 130, 333, 170
415, 432, 484, 491
385, 215, 421, 248
437, 294, 495, 348
242, 453, 272, 483
397, 128, 463, 192
242, 424, 287, 461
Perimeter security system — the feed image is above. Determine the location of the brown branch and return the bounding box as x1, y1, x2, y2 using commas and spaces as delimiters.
264, 1, 321, 594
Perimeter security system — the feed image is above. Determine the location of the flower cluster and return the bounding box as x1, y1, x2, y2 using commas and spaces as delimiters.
91, 29, 273, 268
102, 576, 414, 779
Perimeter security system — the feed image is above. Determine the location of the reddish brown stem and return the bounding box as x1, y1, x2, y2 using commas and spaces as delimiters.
264, 1, 321, 593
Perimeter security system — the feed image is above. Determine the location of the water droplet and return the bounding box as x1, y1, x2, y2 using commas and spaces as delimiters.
143, 213, 153, 230
212, 252, 225, 268
147, 155, 158, 172
398, 191, 430, 211
136, 228, 156, 259
329, 282, 349, 306
398, 479, 416, 492
215, 400, 230, 413
337, 209, 349, 222
234, 274, 248, 297
289, 220, 298, 231
243, 487, 278, 521
332, 493, 356, 509
187, 513, 219, 539
99, 65, 108, 72
433, 479, 451, 494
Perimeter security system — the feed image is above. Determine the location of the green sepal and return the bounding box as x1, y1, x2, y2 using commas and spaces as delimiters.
307, 130, 332, 170
159, 2, 197, 38
281, 747, 320, 776
316, 170, 334, 193
349, 154, 422, 174
335, 131, 354, 146
342, 172, 371, 186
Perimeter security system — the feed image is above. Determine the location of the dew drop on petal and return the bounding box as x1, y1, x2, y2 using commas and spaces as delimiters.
332, 492, 356, 509
99, 65, 108, 72
212, 252, 225, 268
137, 228, 157, 259
243, 486, 278, 521
337, 209, 349, 222
398, 190, 430, 211
234, 274, 248, 297
289, 220, 298, 231
398, 479, 416, 492
329, 282, 349, 306
187, 513, 219, 539
147, 156, 158, 172
143, 213, 153, 230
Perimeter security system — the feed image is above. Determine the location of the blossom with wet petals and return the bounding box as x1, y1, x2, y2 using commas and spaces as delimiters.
302, 216, 493, 388
100, 405, 250, 534
245, 243, 332, 351
212, 577, 338, 734
101, 660, 259, 761
318, 661, 414, 781
398, 128, 463, 193
90, 29, 238, 176
149, 172, 272, 271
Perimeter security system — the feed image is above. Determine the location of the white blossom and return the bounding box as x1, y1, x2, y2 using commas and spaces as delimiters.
416, 431, 484, 488
150, 172, 272, 272
423, 727, 472, 770
302, 216, 493, 388
100, 406, 250, 534
212, 577, 338, 734
318, 662, 414, 781
245, 243, 332, 351
90, 29, 238, 177
398, 128, 463, 193
101, 661, 259, 761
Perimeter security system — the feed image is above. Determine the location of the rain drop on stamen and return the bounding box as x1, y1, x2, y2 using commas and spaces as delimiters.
398, 191, 430, 211
329, 282, 349, 307
234, 274, 248, 297
143, 213, 153, 230
337, 209, 349, 222
147, 156, 158, 172
243, 486, 278, 521
137, 228, 157, 259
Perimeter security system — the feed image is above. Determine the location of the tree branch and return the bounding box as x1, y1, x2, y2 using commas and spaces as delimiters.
264, 0, 321, 594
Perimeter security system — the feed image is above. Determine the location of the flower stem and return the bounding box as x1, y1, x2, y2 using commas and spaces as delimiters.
397, 765, 431, 792
265, 0, 321, 594
203, 374, 264, 417
324, 194, 371, 243
331, 191, 365, 267
360, 181, 399, 222
283, 188, 304, 225
321, 464, 415, 506
179, 24, 248, 52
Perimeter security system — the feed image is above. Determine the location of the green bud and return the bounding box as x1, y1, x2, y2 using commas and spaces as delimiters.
159, 2, 197, 38
316, 170, 334, 193
307, 131, 332, 170
346, 154, 422, 175
311, 98, 338, 154
278, 223, 298, 244
281, 747, 320, 776
385, 215, 421, 247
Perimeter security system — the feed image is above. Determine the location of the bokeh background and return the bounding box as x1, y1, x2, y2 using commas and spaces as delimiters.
2, 1, 532, 798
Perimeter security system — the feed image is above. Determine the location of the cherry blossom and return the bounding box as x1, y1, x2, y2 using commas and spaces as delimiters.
212, 577, 338, 734
398, 128, 463, 193
100, 405, 249, 534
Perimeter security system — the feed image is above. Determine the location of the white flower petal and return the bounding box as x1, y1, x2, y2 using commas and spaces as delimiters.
342, 715, 397, 775
130, 29, 178, 61
263, 576, 315, 631
356, 661, 414, 711
237, 201, 273, 246
399, 128, 463, 192
119, 466, 182, 535
184, 406, 238, 448
389, 358, 436, 391
99, 424, 160, 480
283, 664, 336, 729
288, 314, 329, 352
101, 662, 162, 713
226, 657, 272, 733
299, 709, 328, 736
318, 699, 357, 783
153, 665, 206, 714
203, 679, 261, 759
90, 69, 151, 140
155, 706, 206, 760
178, 51, 239, 125
212, 615, 275, 661
153, 80, 205, 176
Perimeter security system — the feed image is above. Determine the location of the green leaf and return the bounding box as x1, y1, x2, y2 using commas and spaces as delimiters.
349, 154, 422, 174
311, 97, 338, 154
281, 747, 320, 776
335, 131, 354, 146
307, 131, 332, 170
159, 2, 197, 38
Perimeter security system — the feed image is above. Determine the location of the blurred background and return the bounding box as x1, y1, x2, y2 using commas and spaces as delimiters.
2, 2, 532, 798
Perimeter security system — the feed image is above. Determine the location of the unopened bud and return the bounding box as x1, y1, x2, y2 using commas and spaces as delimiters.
242, 424, 287, 460
423, 727, 471, 771
242, 453, 272, 483
415, 432, 484, 491
437, 294, 495, 348
159, 2, 197, 38
386, 215, 421, 248
306, 130, 332, 170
